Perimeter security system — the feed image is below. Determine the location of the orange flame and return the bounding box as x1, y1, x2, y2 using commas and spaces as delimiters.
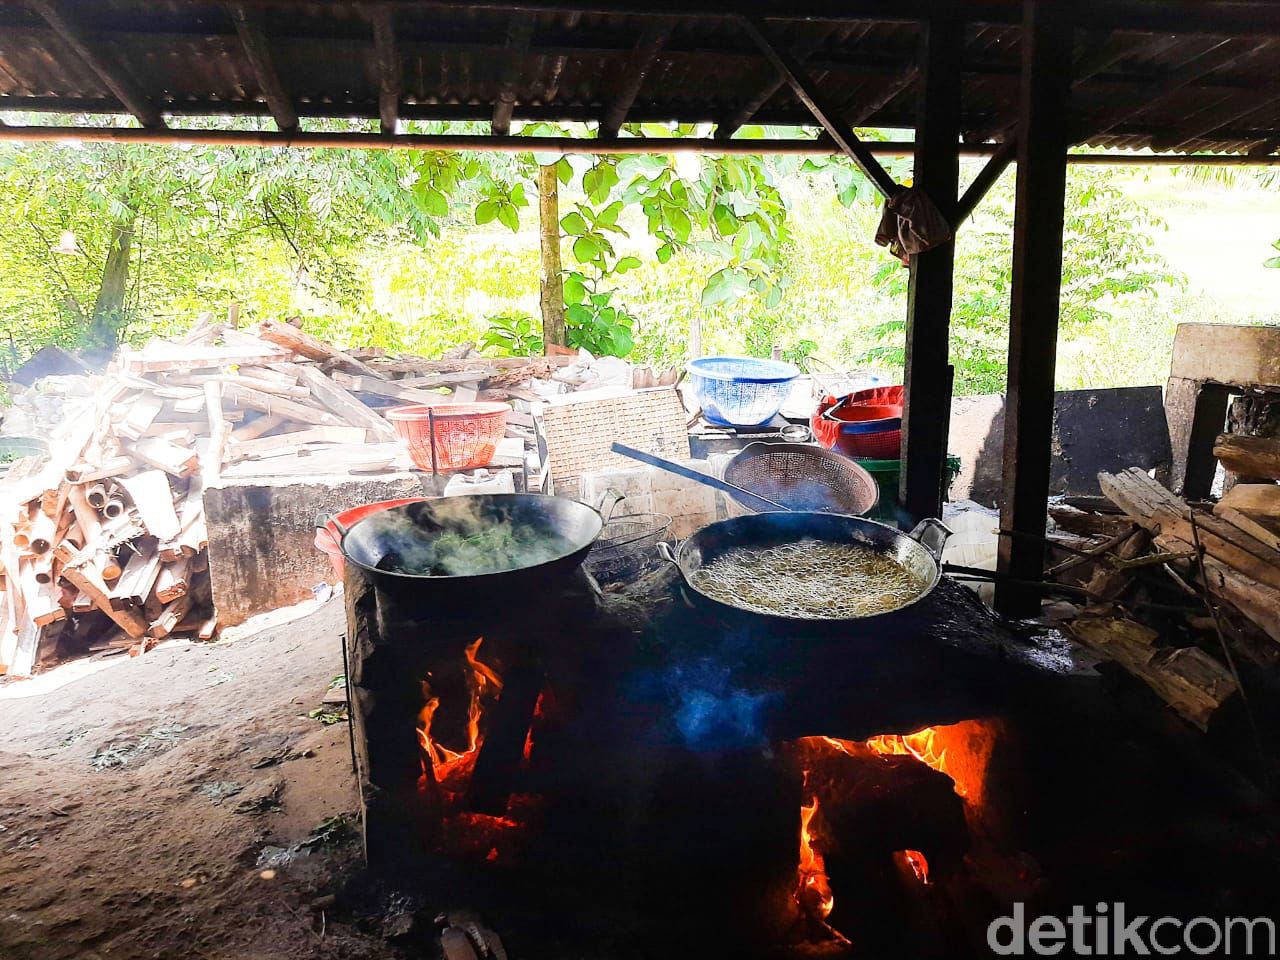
797, 796, 834, 919
416, 638, 504, 790
896, 849, 931, 884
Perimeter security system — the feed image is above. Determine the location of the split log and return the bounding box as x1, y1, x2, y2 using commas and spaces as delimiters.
1048, 506, 1136, 539
1218, 483, 1280, 518
149, 594, 193, 639
155, 557, 190, 604
203, 381, 229, 481
119, 341, 290, 374
110, 549, 163, 610
283, 364, 398, 441
332, 370, 461, 401
221, 382, 347, 428
230, 413, 287, 442
1213, 505, 1280, 552
227, 426, 367, 462
1066, 615, 1237, 730
53, 544, 149, 638
66, 456, 136, 483
255, 318, 385, 379
1214, 434, 1280, 481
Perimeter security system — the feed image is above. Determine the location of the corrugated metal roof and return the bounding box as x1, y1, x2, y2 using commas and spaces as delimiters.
2, 1, 1280, 153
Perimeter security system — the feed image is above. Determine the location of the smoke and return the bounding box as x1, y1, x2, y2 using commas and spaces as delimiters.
349, 496, 577, 577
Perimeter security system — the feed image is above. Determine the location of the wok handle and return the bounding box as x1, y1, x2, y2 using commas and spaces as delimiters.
597, 488, 626, 524
907, 517, 953, 563
656, 540, 681, 567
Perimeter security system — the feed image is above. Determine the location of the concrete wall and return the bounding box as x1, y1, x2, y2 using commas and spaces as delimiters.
204, 472, 426, 628
948, 386, 1171, 507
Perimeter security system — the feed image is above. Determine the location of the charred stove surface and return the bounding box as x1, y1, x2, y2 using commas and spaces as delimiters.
346, 561, 1280, 959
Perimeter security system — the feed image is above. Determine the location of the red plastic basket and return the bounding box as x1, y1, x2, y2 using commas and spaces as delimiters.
386, 402, 509, 472
811, 386, 905, 459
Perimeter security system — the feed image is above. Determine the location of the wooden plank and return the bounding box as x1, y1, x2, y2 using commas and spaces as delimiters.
130, 437, 198, 477
254, 319, 384, 378
1213, 434, 1280, 481
1215, 505, 1280, 552
203, 381, 229, 481
222, 382, 346, 427
120, 342, 289, 374
954, 137, 1016, 226
149, 594, 193, 639
118, 470, 181, 541
230, 413, 287, 442
900, 11, 960, 524
1219, 483, 1280, 518
54, 544, 149, 638
155, 557, 191, 604
995, 0, 1071, 617
227, 425, 368, 462
167, 372, 311, 399
116, 394, 165, 441
330, 370, 447, 404
285, 365, 398, 441
110, 549, 163, 610
1168, 323, 1280, 386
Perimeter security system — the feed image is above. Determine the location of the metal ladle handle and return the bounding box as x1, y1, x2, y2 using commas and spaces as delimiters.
610, 442, 788, 513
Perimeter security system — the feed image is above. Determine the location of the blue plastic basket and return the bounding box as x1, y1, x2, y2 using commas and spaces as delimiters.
686, 356, 800, 427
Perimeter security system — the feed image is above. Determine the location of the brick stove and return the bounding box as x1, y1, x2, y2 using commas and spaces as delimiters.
343, 561, 1280, 958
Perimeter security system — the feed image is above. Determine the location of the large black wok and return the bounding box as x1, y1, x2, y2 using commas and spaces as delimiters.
337, 494, 604, 604
658, 512, 951, 626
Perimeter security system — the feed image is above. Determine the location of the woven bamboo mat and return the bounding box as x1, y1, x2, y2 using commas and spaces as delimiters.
540, 388, 690, 493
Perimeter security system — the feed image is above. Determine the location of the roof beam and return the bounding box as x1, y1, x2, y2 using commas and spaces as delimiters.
368, 5, 400, 135
738, 14, 898, 197
598, 17, 675, 139
847, 63, 919, 126
1084, 38, 1262, 141
24, 0, 166, 129
954, 136, 1016, 226
492, 14, 536, 136
714, 24, 841, 140
1157, 69, 1280, 150
227, 3, 298, 133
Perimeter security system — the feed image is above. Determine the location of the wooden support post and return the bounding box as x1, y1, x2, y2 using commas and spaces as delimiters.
738, 15, 898, 198
598, 18, 674, 139
1173, 381, 1231, 498
369, 4, 400, 135
228, 3, 298, 133
995, 0, 1073, 617
900, 13, 961, 523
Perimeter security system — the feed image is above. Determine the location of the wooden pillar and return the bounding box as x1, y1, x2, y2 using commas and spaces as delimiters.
900, 13, 961, 522
995, 0, 1072, 617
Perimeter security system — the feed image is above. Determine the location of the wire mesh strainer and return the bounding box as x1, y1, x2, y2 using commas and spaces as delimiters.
722, 442, 879, 516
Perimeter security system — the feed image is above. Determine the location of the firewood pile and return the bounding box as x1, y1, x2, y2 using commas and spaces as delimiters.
0, 316, 569, 678
1048, 467, 1280, 730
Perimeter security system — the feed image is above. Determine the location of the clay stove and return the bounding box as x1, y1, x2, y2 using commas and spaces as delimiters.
343, 561, 1280, 957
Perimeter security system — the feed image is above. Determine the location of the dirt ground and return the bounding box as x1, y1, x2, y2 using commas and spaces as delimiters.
0, 598, 397, 960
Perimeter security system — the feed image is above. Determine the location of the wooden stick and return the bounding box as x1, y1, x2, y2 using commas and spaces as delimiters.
230, 413, 287, 442
203, 381, 229, 482
255, 318, 385, 379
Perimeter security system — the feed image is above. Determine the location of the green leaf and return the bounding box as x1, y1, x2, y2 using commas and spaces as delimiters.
509, 183, 527, 207
700, 268, 750, 307
496, 203, 520, 232
614, 255, 642, 274
1265, 256, 1280, 269
656, 243, 674, 264
556, 158, 574, 184
475, 200, 499, 225
563, 274, 587, 304
712, 203, 740, 236
421, 188, 449, 217
561, 211, 588, 236
566, 303, 593, 326
572, 236, 600, 263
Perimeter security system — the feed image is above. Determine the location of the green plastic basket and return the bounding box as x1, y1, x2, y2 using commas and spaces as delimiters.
853, 455, 962, 524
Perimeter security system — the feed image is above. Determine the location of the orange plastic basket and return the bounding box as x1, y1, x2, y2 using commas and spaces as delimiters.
386, 403, 509, 471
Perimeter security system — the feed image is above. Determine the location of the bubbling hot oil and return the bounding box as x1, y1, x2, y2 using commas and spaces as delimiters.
688, 539, 927, 619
